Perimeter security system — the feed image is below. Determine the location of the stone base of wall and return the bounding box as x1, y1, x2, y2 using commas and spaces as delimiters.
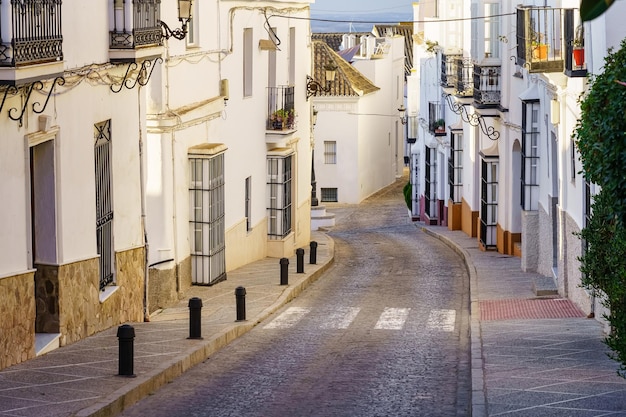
521, 210, 539, 272
496, 224, 521, 256
148, 256, 191, 314
58, 247, 144, 346
537, 200, 556, 278
0, 272, 36, 369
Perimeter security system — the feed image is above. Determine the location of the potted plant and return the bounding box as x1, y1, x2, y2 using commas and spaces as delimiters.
573, 24, 585, 67
434, 118, 446, 132
530, 28, 548, 60
270, 108, 292, 130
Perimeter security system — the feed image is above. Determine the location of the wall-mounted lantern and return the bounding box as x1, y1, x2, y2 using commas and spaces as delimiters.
161, 0, 193, 40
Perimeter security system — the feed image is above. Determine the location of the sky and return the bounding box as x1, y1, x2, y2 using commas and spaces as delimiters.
310, 0, 414, 15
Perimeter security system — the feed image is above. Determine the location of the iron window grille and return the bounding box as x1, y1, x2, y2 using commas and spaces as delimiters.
521, 100, 540, 211
480, 157, 498, 249
321, 188, 338, 202
425, 147, 437, 219
448, 131, 463, 204
324, 141, 337, 164
94, 120, 114, 291
267, 155, 292, 239
0, 0, 63, 67
189, 154, 226, 285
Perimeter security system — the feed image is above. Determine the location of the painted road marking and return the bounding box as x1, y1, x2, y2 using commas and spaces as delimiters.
263, 307, 311, 329
427, 309, 456, 332
374, 307, 411, 330
320, 307, 361, 329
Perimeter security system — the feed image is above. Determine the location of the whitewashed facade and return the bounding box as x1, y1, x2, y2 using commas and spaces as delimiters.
409, 0, 626, 322
0, 0, 314, 370
312, 35, 405, 204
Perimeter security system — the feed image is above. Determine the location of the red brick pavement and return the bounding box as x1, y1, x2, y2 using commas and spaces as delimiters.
480, 298, 587, 321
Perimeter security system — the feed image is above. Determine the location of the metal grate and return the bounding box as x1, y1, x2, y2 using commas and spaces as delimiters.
424, 147, 437, 219
267, 155, 292, 239
521, 100, 540, 211
110, 0, 162, 49
448, 132, 463, 203
189, 154, 226, 285
324, 141, 336, 164
94, 120, 114, 290
321, 188, 338, 202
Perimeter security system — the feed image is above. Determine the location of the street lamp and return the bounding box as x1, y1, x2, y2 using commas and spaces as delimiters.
306, 63, 338, 100
160, 0, 193, 40
398, 104, 408, 125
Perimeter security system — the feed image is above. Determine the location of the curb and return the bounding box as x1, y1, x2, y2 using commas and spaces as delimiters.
75, 238, 335, 417
419, 226, 487, 417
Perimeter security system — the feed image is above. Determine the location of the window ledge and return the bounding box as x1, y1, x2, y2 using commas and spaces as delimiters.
99, 285, 120, 303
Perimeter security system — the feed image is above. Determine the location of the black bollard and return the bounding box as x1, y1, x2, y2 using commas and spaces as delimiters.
235, 286, 246, 321
296, 248, 305, 273
188, 297, 203, 339
280, 257, 289, 285
310, 241, 318, 264
117, 324, 136, 377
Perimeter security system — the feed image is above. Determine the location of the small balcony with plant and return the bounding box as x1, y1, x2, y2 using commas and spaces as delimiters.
516, 6, 565, 73
266, 85, 296, 140
428, 102, 446, 137
109, 0, 163, 63
564, 9, 587, 77
0, 0, 64, 85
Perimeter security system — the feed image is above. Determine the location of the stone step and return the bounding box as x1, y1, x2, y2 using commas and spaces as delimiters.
35, 333, 61, 356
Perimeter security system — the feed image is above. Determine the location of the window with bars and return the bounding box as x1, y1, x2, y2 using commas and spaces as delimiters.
324, 141, 337, 164
480, 157, 498, 249
448, 132, 463, 203
321, 188, 338, 202
94, 120, 114, 291
267, 155, 292, 239
425, 147, 437, 218
189, 154, 226, 285
521, 100, 540, 211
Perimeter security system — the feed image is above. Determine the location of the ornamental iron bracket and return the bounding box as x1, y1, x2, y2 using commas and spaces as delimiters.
306, 75, 331, 101
111, 57, 163, 93
2, 76, 66, 125
443, 93, 500, 141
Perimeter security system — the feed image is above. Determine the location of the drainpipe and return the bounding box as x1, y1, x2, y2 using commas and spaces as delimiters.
138, 87, 150, 322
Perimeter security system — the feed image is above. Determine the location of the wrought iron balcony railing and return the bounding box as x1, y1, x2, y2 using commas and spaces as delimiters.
0, 0, 63, 67
453, 57, 473, 98
110, 0, 162, 51
516, 6, 565, 73
267, 86, 295, 131
428, 101, 445, 137
440, 52, 461, 88
473, 64, 501, 108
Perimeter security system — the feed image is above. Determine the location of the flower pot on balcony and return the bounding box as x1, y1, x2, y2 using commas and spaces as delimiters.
573, 47, 585, 67
532, 43, 548, 60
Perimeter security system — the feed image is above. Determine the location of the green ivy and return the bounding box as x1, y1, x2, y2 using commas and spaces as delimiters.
403, 181, 412, 210
578, 190, 626, 378
573, 39, 626, 377
573, 38, 626, 225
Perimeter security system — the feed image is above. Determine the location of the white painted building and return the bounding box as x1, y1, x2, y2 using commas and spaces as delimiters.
0, 0, 315, 371
145, 0, 314, 311
408, 0, 626, 322
311, 35, 405, 204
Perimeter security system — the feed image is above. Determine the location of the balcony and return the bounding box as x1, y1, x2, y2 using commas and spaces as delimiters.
440, 53, 473, 98
0, 0, 64, 85
473, 63, 501, 108
563, 9, 587, 78
440, 52, 461, 88
516, 6, 565, 73
428, 102, 446, 137
109, 0, 163, 63
266, 85, 296, 144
